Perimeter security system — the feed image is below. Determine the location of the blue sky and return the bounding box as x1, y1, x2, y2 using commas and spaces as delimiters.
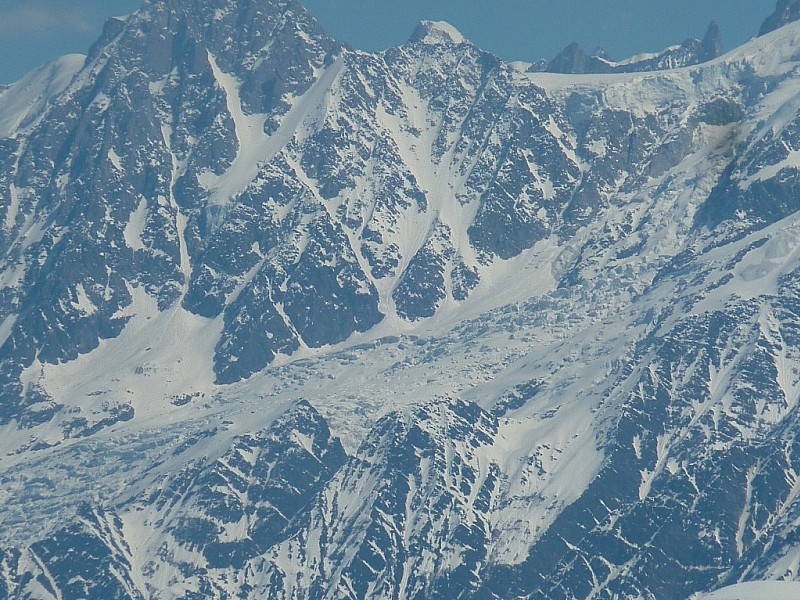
0, 0, 780, 84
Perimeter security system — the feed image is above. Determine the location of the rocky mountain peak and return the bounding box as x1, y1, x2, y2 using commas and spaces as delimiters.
157, 0, 298, 16
547, 42, 590, 73
93, 0, 338, 114
760, 0, 800, 36
131, 0, 335, 62
698, 20, 724, 62
409, 20, 467, 45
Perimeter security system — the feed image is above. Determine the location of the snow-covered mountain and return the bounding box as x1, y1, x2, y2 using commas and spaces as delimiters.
3, 0, 800, 597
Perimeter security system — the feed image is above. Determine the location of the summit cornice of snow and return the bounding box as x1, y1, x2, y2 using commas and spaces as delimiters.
408, 20, 467, 45
760, 0, 800, 36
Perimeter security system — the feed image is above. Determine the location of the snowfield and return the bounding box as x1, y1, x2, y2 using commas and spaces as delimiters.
695, 581, 800, 599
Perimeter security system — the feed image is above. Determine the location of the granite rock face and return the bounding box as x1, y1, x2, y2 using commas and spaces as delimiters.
760, 0, 800, 36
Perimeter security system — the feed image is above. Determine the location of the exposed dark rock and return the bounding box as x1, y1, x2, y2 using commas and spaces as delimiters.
760, 0, 800, 36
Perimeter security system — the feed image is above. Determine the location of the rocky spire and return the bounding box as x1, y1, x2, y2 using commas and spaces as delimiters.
698, 21, 723, 62
759, 0, 800, 36
547, 42, 590, 74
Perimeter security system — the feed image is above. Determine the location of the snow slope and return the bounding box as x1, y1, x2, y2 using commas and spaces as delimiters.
695, 581, 800, 599
0, 54, 84, 138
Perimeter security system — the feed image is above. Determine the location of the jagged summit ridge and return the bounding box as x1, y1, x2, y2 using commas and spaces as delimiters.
536, 19, 723, 74
408, 20, 467, 45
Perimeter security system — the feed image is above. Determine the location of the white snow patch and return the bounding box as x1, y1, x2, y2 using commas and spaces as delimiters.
615, 46, 681, 67
71, 283, 96, 316
510, 61, 533, 72
589, 138, 608, 157
0, 261, 26, 291
0, 314, 16, 349
123, 197, 148, 251
293, 431, 315, 457
693, 581, 800, 600
739, 150, 800, 190
639, 432, 670, 501
35, 285, 223, 419
108, 147, 124, 172
5, 184, 23, 231
692, 214, 800, 314
21, 219, 48, 249
487, 407, 604, 564
158, 123, 191, 289
735, 465, 757, 558
201, 51, 345, 210
761, 545, 800, 580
